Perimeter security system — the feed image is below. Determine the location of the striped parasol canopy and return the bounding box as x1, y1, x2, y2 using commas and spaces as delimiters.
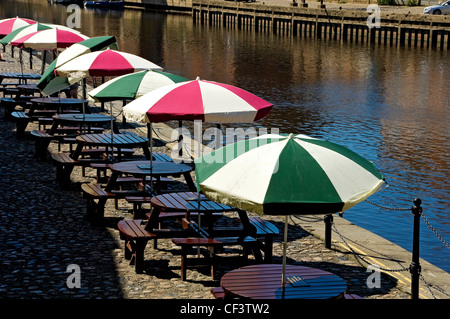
0, 17, 36, 37
55, 48, 163, 78
0, 22, 80, 46
122, 77, 273, 124
195, 133, 385, 215
10, 28, 89, 50
37, 36, 118, 96
88, 70, 189, 102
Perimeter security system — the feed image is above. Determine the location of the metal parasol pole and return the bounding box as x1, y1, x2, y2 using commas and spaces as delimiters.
282, 215, 288, 287
149, 122, 154, 192
82, 78, 87, 119
110, 101, 114, 161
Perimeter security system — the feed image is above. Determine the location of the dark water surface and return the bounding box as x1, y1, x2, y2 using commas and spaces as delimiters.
1, 0, 449, 273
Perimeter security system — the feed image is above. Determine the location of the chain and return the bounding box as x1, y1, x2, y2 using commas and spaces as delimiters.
366, 199, 449, 249
420, 274, 437, 299
365, 199, 411, 212
420, 213, 450, 249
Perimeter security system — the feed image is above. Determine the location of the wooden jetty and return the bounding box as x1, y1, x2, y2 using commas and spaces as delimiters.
191, 0, 450, 49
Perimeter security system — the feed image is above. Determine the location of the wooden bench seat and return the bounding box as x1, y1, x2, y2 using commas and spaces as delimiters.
210, 287, 225, 299
10, 109, 81, 137
52, 153, 109, 186
215, 216, 279, 263
52, 152, 83, 185
11, 111, 31, 137
81, 182, 147, 221
248, 216, 279, 263
31, 130, 62, 160
172, 236, 259, 281
117, 219, 196, 273
344, 294, 363, 299
117, 219, 157, 274
1, 97, 22, 119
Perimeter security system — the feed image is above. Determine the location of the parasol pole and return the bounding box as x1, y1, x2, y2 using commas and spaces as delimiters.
282, 215, 288, 289
40, 50, 47, 75
82, 78, 86, 119
149, 122, 154, 192
110, 101, 114, 161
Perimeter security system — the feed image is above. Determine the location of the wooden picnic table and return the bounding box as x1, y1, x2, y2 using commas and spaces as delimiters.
106, 160, 195, 194
51, 133, 150, 186
81, 161, 194, 221
220, 264, 348, 299
30, 97, 88, 114
149, 191, 254, 238
48, 113, 118, 135
17, 84, 41, 96
30, 113, 115, 160
73, 133, 151, 161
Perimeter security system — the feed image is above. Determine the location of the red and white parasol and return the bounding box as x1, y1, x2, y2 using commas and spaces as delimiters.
122, 77, 273, 124
0, 17, 36, 37
10, 28, 89, 50
55, 48, 163, 78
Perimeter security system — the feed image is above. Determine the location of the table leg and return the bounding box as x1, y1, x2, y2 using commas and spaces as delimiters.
237, 210, 263, 262
142, 143, 151, 160
183, 172, 196, 191
47, 120, 59, 135
71, 142, 84, 161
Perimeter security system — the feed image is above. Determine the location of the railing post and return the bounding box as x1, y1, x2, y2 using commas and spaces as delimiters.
324, 214, 333, 249
410, 198, 422, 300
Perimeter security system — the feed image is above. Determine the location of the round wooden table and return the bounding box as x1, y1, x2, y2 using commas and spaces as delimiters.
106, 161, 196, 200
220, 264, 348, 299
108, 160, 193, 177
49, 113, 118, 134
31, 97, 88, 113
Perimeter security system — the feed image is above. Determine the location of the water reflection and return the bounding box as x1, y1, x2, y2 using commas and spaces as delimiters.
1, 0, 449, 272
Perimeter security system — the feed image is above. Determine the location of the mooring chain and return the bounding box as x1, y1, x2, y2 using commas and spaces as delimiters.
365, 199, 411, 212
420, 213, 450, 249
366, 199, 450, 250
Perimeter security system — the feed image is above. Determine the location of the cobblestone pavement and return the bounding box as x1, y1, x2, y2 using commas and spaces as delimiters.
0, 51, 411, 300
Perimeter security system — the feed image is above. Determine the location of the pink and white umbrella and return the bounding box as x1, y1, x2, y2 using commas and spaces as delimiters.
10, 28, 89, 50
0, 17, 36, 37
122, 77, 273, 124
55, 48, 163, 78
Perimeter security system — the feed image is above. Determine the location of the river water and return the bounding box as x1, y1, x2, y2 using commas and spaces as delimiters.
1, 0, 449, 274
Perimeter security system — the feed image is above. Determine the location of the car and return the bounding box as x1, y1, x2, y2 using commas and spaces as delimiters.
424, 0, 450, 15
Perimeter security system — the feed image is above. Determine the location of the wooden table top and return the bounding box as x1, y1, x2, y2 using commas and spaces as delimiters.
0, 72, 41, 79
109, 160, 192, 176
31, 97, 87, 104
150, 191, 235, 213
52, 113, 113, 123
220, 264, 348, 299
76, 133, 148, 146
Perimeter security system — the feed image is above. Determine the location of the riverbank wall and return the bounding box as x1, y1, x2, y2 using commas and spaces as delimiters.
124, 0, 450, 49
